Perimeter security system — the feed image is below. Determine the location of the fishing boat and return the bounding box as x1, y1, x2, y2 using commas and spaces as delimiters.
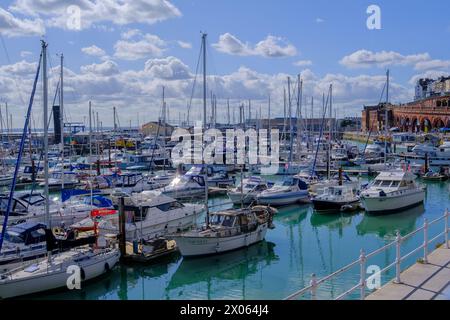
360, 170, 426, 214
256, 175, 309, 207
227, 176, 273, 205
171, 206, 276, 257
312, 185, 360, 213
98, 192, 203, 240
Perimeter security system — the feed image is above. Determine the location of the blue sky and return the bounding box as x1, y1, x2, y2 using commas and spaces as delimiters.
1, 0, 449, 127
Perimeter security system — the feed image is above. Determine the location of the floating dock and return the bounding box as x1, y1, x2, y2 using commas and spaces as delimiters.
366, 242, 450, 300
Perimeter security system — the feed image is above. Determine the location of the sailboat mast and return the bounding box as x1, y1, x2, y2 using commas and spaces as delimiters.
202, 33, 207, 131
60, 53, 64, 189
287, 77, 293, 165
385, 70, 389, 164
201, 32, 209, 227
42, 41, 50, 227
328, 85, 332, 180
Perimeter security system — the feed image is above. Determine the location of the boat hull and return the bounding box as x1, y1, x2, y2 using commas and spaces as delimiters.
361, 189, 425, 215
172, 224, 268, 257
228, 191, 257, 205
257, 191, 309, 207
312, 199, 360, 212
0, 250, 120, 299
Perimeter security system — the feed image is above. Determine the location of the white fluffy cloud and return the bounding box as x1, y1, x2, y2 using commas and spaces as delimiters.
80, 60, 119, 76
9, 0, 181, 30
1, 55, 413, 127
114, 34, 167, 60
0, 7, 45, 37
294, 60, 313, 67
144, 56, 191, 80
177, 41, 192, 49
213, 33, 297, 58
340, 50, 430, 68
81, 45, 106, 57
414, 59, 450, 71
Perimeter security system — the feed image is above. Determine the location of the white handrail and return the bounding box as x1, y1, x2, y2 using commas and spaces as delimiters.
285, 208, 449, 300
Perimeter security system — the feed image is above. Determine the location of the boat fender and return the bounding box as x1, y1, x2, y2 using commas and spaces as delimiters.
105, 263, 110, 272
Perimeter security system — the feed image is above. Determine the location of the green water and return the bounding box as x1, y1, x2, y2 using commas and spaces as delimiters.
33, 177, 449, 300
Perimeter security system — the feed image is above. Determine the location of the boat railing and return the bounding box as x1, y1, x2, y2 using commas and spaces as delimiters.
284, 209, 449, 300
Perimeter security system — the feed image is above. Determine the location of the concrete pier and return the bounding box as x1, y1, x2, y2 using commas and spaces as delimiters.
366, 242, 450, 300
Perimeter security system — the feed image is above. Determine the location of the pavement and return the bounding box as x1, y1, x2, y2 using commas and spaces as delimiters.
366, 242, 450, 300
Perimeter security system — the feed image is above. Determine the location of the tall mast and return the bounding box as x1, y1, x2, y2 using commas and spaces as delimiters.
201, 32, 209, 227
202, 33, 207, 131
328, 85, 332, 180
268, 95, 271, 134
89, 101, 92, 160
283, 88, 287, 143
227, 98, 230, 125
0, 104, 3, 144
385, 69, 390, 164
297, 76, 302, 159
42, 40, 50, 227
60, 53, 64, 189
287, 77, 293, 165
113, 106, 117, 133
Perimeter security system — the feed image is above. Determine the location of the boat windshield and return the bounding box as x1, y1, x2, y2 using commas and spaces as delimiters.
5, 231, 24, 243
282, 179, 294, 187
243, 183, 257, 189
222, 215, 235, 227
210, 214, 224, 225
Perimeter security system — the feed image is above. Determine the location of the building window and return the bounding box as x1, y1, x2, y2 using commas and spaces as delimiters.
437, 100, 442, 107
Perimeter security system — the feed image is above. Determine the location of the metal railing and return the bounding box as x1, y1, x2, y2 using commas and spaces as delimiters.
285, 209, 450, 300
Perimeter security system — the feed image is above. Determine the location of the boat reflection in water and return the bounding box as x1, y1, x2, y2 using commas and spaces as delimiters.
274, 205, 309, 226
356, 204, 425, 240
310, 210, 358, 234
167, 241, 278, 299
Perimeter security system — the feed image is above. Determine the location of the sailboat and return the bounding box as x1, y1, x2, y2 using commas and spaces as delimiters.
171, 34, 277, 258
256, 175, 310, 207
0, 42, 120, 298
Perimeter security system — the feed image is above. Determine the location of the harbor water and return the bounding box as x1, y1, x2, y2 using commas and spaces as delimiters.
28, 174, 449, 300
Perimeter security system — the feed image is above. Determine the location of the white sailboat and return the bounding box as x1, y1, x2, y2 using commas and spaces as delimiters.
0, 246, 119, 299
256, 175, 310, 207
0, 42, 120, 299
